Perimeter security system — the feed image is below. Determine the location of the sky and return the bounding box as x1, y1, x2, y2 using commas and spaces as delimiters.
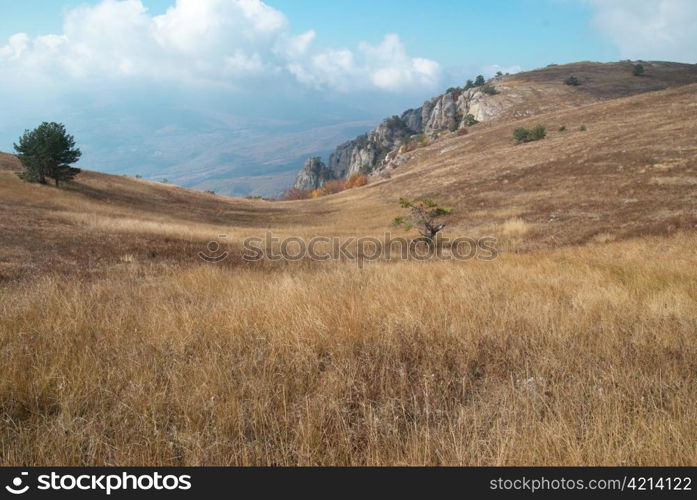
1, 0, 696, 195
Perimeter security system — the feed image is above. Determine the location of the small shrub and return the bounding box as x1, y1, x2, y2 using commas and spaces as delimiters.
463, 114, 479, 126
513, 127, 530, 143
632, 63, 645, 76
205, 190, 216, 195
513, 125, 546, 144
346, 174, 368, 189
558, 125, 566, 132
135, 175, 142, 179
456, 128, 469, 137
161, 179, 169, 184
580, 125, 587, 131
529, 125, 546, 141
402, 134, 430, 153
564, 75, 580, 86
322, 179, 347, 195
481, 85, 498, 95
281, 188, 311, 201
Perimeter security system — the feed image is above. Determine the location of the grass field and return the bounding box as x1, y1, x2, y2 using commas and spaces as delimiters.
1, 233, 695, 465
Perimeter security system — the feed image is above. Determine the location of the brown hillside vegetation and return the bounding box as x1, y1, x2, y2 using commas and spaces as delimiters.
1, 62, 696, 465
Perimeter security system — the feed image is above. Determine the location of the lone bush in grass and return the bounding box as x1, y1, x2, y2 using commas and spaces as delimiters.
14, 122, 82, 187
564, 75, 580, 86
632, 64, 645, 76
529, 125, 546, 140
482, 85, 498, 95
393, 198, 453, 243
513, 125, 546, 144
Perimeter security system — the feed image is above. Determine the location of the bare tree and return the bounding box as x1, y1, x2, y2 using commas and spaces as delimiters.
393, 198, 453, 242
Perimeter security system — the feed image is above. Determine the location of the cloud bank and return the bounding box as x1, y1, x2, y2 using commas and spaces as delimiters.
0, 0, 442, 92
588, 0, 697, 63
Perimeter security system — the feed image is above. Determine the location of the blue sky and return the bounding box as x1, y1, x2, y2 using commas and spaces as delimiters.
1, 0, 695, 195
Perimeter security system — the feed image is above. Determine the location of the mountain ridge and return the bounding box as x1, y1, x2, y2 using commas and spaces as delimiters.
293, 60, 697, 191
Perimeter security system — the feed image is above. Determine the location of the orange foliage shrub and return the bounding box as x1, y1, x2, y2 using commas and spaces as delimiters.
346, 174, 368, 188
281, 188, 311, 201
286, 176, 366, 201
322, 180, 347, 195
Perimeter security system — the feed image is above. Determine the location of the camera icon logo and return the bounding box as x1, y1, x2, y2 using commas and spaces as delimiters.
5, 472, 29, 495
198, 235, 230, 263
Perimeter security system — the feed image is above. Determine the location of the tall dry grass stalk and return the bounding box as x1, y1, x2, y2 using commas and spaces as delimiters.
1, 233, 695, 465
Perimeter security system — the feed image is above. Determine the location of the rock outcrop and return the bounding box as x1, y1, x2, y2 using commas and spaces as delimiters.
293, 157, 334, 190
293, 80, 508, 190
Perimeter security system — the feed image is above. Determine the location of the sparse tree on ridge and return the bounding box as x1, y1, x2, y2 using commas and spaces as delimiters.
14, 122, 82, 187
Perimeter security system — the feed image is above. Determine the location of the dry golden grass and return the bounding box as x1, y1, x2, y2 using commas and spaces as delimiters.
1, 233, 695, 466
500, 218, 531, 236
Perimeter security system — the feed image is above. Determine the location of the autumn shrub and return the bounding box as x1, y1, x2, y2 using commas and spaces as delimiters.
282, 188, 311, 201
323, 180, 347, 195
346, 174, 368, 189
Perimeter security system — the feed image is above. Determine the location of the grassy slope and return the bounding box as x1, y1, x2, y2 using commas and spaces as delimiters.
3, 80, 697, 280
1, 62, 696, 465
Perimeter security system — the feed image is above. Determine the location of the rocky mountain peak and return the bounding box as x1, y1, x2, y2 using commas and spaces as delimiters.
293, 156, 334, 190
293, 80, 504, 190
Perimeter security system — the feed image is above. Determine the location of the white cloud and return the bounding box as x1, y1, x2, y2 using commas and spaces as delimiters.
285, 33, 441, 92
362, 35, 441, 91
0, 33, 30, 60
587, 0, 697, 63
0, 0, 442, 93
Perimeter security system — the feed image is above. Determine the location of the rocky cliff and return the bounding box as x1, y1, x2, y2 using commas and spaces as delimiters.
294, 80, 506, 190
293, 157, 334, 191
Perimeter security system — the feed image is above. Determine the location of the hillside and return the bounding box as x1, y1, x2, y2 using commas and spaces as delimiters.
1, 64, 696, 466
294, 60, 697, 190
2, 76, 697, 279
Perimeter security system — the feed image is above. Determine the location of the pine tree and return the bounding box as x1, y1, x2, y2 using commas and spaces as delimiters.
14, 122, 82, 187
